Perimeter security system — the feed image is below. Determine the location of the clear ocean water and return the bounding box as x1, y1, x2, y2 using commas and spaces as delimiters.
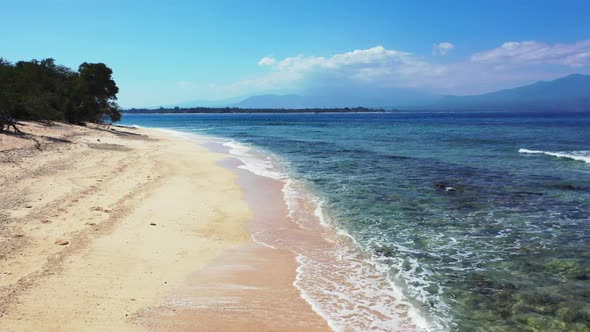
120, 112, 590, 331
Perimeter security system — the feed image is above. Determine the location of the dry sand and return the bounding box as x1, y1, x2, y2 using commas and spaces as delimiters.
0, 122, 329, 331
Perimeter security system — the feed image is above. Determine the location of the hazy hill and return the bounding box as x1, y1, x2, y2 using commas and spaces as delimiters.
133, 74, 590, 112
434, 74, 590, 111
229, 74, 590, 111
232, 88, 439, 109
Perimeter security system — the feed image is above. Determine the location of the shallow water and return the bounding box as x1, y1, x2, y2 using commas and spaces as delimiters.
121, 111, 590, 331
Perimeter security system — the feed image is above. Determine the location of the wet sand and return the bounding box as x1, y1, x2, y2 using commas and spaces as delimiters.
141, 141, 418, 331
191, 142, 420, 331
141, 157, 331, 331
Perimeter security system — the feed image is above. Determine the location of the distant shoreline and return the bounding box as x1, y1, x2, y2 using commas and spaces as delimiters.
123, 111, 388, 115
122, 108, 590, 115
124, 106, 385, 114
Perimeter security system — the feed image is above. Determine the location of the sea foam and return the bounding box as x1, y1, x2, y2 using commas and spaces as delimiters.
519, 148, 590, 164
222, 140, 286, 180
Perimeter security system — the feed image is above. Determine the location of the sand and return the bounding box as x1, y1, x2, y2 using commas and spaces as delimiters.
141, 157, 330, 331
0, 122, 330, 331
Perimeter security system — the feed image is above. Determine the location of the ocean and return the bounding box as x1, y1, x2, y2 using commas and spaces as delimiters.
119, 111, 590, 331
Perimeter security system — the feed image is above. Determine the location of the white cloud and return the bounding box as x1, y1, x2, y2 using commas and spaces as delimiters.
249, 46, 449, 91
267, 46, 416, 71
258, 56, 277, 66
432, 42, 455, 55
189, 40, 590, 101
471, 39, 590, 67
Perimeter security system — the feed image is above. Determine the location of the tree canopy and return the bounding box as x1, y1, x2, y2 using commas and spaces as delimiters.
0, 58, 121, 127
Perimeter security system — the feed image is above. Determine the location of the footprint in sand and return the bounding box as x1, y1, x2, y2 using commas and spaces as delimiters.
90, 206, 111, 213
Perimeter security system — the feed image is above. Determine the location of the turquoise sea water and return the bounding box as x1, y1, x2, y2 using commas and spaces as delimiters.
120, 112, 590, 331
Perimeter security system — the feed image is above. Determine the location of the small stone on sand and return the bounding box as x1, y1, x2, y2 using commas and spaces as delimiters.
150, 222, 157, 226
55, 240, 69, 245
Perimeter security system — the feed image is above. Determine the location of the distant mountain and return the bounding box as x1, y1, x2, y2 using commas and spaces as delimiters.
229, 74, 590, 111
232, 89, 439, 109
434, 74, 590, 111
156, 96, 246, 109
233, 94, 313, 108
140, 73, 590, 112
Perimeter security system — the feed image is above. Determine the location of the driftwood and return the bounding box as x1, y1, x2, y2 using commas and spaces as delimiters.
0, 112, 23, 134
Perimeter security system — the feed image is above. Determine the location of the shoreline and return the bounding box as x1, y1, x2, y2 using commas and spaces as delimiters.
140, 155, 330, 330
0, 122, 429, 331
166, 130, 430, 331
0, 122, 332, 330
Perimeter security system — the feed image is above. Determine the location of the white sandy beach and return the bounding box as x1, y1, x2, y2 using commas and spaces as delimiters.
0, 122, 329, 331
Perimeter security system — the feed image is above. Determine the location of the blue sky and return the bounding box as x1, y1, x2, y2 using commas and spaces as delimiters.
2, 0, 590, 107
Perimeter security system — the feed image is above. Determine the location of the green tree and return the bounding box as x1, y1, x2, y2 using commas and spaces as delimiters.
0, 58, 14, 115
69, 62, 120, 123
0, 58, 121, 128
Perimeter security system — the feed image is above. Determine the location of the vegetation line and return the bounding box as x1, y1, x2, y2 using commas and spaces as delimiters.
124, 106, 384, 114
0, 58, 120, 133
